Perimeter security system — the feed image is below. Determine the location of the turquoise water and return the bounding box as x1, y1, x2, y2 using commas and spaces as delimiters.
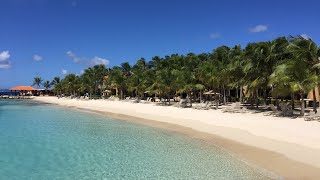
0, 100, 274, 179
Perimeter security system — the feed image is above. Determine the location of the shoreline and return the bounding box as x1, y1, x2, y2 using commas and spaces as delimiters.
32, 97, 320, 179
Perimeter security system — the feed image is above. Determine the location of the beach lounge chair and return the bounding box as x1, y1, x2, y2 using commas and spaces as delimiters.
222, 102, 246, 113
263, 104, 282, 116
130, 98, 140, 103
280, 103, 293, 117
142, 97, 152, 103
107, 95, 115, 100
304, 113, 320, 121
192, 102, 211, 110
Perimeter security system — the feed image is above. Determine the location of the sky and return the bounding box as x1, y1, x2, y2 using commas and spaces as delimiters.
0, 0, 319, 88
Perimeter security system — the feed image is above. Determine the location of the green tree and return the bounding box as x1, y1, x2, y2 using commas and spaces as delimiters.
287, 36, 320, 112
43, 80, 52, 94
32, 77, 43, 88
51, 77, 62, 96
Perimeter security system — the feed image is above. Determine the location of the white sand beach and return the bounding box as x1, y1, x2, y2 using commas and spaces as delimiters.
34, 96, 320, 179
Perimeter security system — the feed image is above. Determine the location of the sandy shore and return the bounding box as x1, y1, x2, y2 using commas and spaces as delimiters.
33, 97, 320, 179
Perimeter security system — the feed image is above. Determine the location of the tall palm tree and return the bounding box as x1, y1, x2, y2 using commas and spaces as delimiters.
130, 58, 147, 98
32, 77, 43, 88
227, 45, 246, 102
197, 61, 220, 109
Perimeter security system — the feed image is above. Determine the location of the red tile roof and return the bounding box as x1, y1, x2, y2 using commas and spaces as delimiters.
9, 86, 39, 91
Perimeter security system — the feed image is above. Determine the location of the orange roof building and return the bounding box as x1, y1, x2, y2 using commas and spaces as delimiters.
9, 86, 39, 91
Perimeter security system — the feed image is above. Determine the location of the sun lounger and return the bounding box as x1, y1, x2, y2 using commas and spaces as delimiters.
304, 113, 320, 121
263, 104, 282, 116
142, 97, 152, 103
192, 102, 211, 110
107, 95, 115, 100
281, 103, 293, 117
222, 102, 247, 113
130, 98, 140, 103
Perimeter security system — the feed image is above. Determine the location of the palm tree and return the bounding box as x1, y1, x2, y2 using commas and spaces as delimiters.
108, 66, 126, 99
242, 37, 289, 108
227, 45, 246, 102
197, 61, 220, 109
45, 35, 319, 116
51, 77, 62, 96
43, 81, 52, 95
61, 74, 80, 96
270, 58, 316, 115
32, 77, 43, 88
288, 36, 320, 112
130, 58, 148, 98
82, 65, 107, 98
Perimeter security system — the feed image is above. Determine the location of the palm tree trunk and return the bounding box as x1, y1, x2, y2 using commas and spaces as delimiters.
300, 93, 305, 116
199, 90, 202, 103
236, 87, 239, 99
188, 93, 192, 106
250, 93, 254, 109
215, 93, 219, 109
240, 86, 243, 103
121, 89, 124, 100
291, 92, 295, 110
313, 88, 317, 113
223, 86, 226, 105
263, 88, 267, 105
256, 89, 259, 109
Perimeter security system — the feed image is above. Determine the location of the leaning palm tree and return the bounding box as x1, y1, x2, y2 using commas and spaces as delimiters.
32, 77, 43, 88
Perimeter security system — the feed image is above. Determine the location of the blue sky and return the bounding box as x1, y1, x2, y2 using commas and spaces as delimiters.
0, 0, 319, 88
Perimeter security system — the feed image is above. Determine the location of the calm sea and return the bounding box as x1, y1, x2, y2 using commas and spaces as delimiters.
0, 100, 276, 179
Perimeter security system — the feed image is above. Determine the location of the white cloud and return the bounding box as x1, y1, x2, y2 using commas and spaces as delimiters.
33, 54, 43, 61
0, 64, 11, 69
80, 70, 85, 75
301, 34, 311, 40
0, 50, 11, 69
66, 50, 110, 67
90, 56, 110, 66
66, 50, 81, 63
0, 51, 10, 62
62, 69, 68, 75
249, 25, 268, 33
209, 33, 221, 39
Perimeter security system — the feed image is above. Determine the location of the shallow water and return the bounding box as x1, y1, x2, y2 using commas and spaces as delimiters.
0, 100, 275, 179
